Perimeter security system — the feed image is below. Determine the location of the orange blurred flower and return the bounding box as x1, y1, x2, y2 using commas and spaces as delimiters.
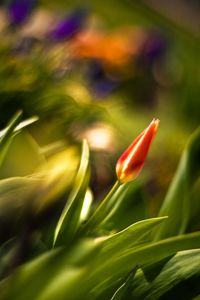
116, 118, 160, 183
71, 28, 141, 68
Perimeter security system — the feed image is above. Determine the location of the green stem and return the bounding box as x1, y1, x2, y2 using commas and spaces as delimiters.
84, 180, 121, 232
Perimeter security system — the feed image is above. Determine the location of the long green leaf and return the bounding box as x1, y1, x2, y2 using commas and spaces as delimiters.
130, 249, 200, 300
0, 111, 22, 168
110, 270, 137, 300
0, 112, 39, 175
97, 217, 167, 262
2, 230, 200, 300
0, 147, 78, 243
0, 176, 44, 242
87, 231, 200, 299
155, 127, 200, 240
53, 140, 90, 246
0, 131, 45, 179
0, 239, 101, 300
99, 181, 147, 231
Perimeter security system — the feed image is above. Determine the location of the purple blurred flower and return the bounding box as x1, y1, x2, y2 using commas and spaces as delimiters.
50, 8, 88, 41
87, 60, 118, 98
139, 32, 167, 65
93, 80, 118, 98
8, 0, 36, 26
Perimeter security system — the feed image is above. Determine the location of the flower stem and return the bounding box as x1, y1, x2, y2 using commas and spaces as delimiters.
83, 180, 121, 232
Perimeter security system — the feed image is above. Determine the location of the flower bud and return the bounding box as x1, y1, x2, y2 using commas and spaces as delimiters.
116, 118, 159, 183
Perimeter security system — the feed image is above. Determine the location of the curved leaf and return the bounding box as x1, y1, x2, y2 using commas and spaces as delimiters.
0, 111, 22, 168
53, 140, 90, 246
130, 249, 200, 300
97, 217, 167, 262
155, 127, 200, 240
87, 231, 200, 299
0, 239, 101, 300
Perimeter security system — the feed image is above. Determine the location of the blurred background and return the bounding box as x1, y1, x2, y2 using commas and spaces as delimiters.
0, 0, 200, 224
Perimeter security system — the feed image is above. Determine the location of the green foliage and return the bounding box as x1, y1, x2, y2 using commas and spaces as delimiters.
0, 130, 45, 178
0, 0, 200, 297
127, 249, 200, 300
0, 113, 79, 243
0, 111, 22, 168
99, 181, 147, 231
155, 127, 200, 239
54, 140, 90, 246
0, 113, 200, 300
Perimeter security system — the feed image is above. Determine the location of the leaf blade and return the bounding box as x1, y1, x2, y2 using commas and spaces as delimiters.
53, 140, 90, 246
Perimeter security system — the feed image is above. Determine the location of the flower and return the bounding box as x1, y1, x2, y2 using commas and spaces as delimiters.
8, 0, 36, 26
50, 8, 88, 41
86, 60, 119, 97
116, 118, 160, 183
72, 30, 134, 67
138, 32, 167, 65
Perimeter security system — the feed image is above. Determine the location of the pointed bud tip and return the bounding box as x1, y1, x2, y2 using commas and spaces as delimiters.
116, 118, 160, 183
151, 118, 160, 132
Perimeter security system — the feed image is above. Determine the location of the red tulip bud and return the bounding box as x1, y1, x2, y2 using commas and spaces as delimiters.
116, 118, 160, 183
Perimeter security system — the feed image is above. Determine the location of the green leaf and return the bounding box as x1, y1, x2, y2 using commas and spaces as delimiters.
110, 270, 137, 300
0, 176, 44, 240
0, 131, 45, 179
188, 179, 200, 231
37, 267, 87, 300
0, 148, 78, 242
34, 147, 79, 213
2, 230, 200, 300
80, 188, 93, 223
130, 249, 200, 300
99, 181, 147, 231
155, 127, 200, 240
53, 140, 90, 246
0, 116, 38, 141
0, 111, 22, 168
83, 181, 121, 234
0, 239, 101, 300
0, 239, 17, 279
0, 112, 39, 175
98, 217, 168, 262
87, 231, 200, 299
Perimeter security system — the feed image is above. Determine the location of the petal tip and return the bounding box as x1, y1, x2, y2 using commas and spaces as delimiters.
152, 118, 160, 131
